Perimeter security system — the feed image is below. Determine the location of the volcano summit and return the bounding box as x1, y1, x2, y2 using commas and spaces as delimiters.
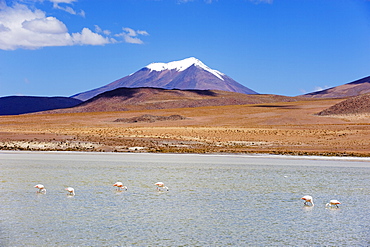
73, 57, 257, 101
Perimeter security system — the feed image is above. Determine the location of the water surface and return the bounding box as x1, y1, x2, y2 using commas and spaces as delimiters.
1, 152, 369, 246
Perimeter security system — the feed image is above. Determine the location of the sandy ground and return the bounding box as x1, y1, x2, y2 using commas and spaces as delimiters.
1, 98, 370, 156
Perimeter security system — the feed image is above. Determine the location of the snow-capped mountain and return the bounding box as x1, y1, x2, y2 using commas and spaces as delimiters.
72, 57, 257, 101
146, 57, 225, 80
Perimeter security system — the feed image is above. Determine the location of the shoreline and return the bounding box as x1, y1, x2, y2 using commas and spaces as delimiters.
1, 147, 370, 162
1, 127, 369, 157
1, 150, 370, 169
1, 141, 370, 157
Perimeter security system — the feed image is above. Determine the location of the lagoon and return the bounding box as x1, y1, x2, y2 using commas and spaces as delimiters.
0, 151, 369, 246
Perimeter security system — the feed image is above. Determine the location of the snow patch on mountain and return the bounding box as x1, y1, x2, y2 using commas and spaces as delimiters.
146, 57, 225, 80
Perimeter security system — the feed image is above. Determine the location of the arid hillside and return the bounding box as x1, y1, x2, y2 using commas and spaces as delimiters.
44, 87, 298, 114
318, 93, 370, 116
301, 75, 370, 98
1, 97, 370, 156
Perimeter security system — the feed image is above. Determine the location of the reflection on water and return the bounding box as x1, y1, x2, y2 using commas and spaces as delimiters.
302, 205, 315, 212
0, 152, 369, 246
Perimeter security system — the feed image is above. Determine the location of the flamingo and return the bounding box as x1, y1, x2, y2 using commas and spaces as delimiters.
301, 195, 314, 206
155, 182, 169, 192
34, 184, 46, 194
65, 187, 75, 196
326, 200, 341, 208
113, 182, 127, 191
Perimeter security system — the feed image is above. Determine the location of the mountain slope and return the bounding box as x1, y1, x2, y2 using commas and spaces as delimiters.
0, 96, 82, 115
72, 57, 257, 101
301, 75, 370, 98
318, 93, 370, 116
48, 87, 295, 114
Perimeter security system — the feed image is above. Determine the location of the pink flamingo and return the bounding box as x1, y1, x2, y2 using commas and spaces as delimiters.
34, 184, 46, 194
326, 200, 341, 208
155, 182, 169, 192
113, 182, 127, 191
301, 195, 314, 206
65, 187, 75, 196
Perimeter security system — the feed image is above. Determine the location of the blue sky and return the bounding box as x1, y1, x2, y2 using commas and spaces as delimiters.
0, 0, 370, 97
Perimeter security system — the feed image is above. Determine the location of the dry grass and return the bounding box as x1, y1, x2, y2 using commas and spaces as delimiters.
1, 98, 370, 156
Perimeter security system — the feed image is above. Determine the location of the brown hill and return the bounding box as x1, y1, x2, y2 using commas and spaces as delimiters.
318, 93, 370, 116
43, 87, 297, 114
301, 75, 370, 98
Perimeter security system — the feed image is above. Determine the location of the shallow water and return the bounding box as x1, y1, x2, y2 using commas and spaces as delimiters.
0, 151, 369, 246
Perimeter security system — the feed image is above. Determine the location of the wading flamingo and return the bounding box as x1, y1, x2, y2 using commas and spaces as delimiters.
34, 184, 46, 194
113, 182, 127, 191
155, 182, 169, 192
326, 200, 341, 208
65, 187, 75, 196
301, 195, 314, 206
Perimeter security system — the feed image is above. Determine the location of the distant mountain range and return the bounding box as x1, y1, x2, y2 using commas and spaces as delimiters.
72, 57, 257, 101
1, 57, 370, 116
0, 96, 82, 115
301, 76, 370, 98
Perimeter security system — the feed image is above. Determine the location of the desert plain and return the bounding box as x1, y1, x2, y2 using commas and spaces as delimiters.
1, 97, 370, 156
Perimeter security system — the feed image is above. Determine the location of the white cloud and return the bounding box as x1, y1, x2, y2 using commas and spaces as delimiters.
300, 85, 331, 94
46, 0, 85, 17
0, 23, 10, 31
95, 24, 111, 36
72, 27, 111, 45
49, 0, 77, 3
122, 27, 137, 37
94, 24, 102, 33
0, 3, 146, 50
116, 27, 150, 44
53, 3, 85, 17
22, 16, 67, 34
313, 86, 330, 92
137, 30, 149, 36
103, 29, 110, 35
